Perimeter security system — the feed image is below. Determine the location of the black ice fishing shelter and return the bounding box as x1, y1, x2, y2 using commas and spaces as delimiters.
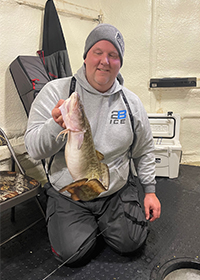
10, 0, 72, 116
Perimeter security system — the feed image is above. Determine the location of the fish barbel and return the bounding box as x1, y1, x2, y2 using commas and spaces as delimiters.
57, 92, 109, 201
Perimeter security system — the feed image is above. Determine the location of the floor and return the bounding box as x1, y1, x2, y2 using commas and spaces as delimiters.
1, 164, 200, 280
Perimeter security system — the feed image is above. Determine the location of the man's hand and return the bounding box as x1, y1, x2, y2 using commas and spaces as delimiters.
52, 99, 66, 128
144, 193, 161, 222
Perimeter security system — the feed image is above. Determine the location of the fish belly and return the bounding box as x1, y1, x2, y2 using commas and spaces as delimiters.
65, 131, 100, 181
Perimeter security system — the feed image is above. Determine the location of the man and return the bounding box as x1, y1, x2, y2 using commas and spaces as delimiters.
25, 23, 161, 266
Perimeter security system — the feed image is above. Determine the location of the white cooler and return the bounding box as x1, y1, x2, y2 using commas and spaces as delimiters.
148, 112, 182, 178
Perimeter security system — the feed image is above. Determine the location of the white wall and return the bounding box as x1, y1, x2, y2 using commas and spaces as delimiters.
0, 0, 200, 182
103, 0, 200, 165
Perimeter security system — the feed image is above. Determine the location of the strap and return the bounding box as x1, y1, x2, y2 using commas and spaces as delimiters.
119, 90, 135, 176
69, 76, 76, 96
41, 158, 50, 181
120, 90, 134, 134
124, 212, 148, 228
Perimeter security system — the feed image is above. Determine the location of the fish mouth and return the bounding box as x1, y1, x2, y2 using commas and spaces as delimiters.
66, 92, 80, 112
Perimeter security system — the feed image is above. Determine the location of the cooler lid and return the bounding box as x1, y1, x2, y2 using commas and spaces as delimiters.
148, 112, 180, 140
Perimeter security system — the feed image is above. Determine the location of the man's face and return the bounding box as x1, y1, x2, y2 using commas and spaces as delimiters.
84, 40, 121, 93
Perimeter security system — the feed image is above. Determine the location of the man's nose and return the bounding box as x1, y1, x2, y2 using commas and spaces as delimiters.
100, 54, 109, 65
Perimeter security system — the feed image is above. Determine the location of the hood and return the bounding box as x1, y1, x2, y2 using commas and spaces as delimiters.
74, 64, 123, 96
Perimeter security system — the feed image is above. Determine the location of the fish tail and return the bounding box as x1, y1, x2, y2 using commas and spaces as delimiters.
100, 162, 110, 190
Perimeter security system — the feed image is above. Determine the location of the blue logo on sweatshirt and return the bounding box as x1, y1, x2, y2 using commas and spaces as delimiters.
110, 110, 126, 124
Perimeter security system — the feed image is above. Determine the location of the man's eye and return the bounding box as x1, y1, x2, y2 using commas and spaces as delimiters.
109, 53, 119, 59
94, 51, 102, 55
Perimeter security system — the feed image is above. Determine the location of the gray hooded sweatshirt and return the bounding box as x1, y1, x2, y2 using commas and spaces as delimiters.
25, 65, 156, 197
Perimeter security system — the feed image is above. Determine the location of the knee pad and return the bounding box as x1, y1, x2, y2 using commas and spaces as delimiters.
54, 231, 97, 267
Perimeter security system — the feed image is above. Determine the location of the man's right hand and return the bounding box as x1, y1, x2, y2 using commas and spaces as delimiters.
52, 99, 66, 128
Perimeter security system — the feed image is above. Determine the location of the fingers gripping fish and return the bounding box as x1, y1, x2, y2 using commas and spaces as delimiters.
57, 92, 110, 201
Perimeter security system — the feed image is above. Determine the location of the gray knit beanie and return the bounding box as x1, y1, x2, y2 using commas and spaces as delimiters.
83, 23, 125, 66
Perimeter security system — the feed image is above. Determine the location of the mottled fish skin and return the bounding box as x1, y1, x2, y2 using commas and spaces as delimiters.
58, 92, 110, 201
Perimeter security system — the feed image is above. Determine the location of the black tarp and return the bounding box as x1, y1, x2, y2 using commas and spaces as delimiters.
38, 0, 72, 79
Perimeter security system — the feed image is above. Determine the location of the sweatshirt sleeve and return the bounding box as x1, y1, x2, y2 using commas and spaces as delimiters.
24, 79, 69, 160
130, 98, 156, 193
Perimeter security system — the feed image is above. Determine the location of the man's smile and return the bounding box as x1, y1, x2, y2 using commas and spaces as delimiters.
97, 68, 109, 72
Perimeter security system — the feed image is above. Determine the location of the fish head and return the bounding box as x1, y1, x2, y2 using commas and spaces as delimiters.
60, 92, 86, 132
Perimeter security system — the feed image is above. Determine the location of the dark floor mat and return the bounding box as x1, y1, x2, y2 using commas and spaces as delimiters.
1, 164, 200, 280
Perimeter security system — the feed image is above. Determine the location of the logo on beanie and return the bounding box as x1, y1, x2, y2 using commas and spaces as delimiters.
115, 32, 124, 55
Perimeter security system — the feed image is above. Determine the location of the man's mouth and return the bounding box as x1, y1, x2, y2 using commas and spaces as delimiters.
97, 68, 109, 72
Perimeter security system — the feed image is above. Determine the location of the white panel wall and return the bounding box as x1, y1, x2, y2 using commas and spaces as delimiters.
102, 0, 200, 165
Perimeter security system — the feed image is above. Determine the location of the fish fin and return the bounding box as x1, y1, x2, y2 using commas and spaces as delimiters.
59, 179, 88, 193
56, 129, 69, 141
71, 193, 80, 201
100, 162, 110, 190
96, 150, 104, 161
86, 179, 107, 192
75, 179, 106, 201
77, 132, 85, 150
59, 178, 106, 201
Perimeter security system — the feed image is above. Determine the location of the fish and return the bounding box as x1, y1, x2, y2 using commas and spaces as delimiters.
57, 92, 109, 201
